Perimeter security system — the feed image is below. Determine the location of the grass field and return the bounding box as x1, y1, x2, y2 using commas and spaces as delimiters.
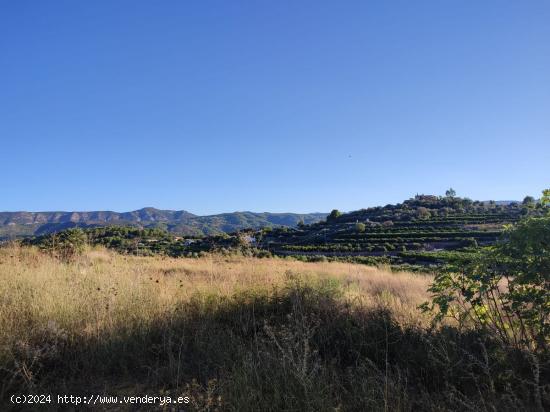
1, 245, 547, 411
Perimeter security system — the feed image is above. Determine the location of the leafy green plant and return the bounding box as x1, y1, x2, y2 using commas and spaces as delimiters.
38, 228, 87, 261
422, 210, 550, 351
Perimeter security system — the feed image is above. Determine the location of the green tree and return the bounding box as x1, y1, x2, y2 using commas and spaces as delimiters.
355, 222, 366, 233
445, 188, 456, 198
327, 209, 342, 222
522, 196, 536, 207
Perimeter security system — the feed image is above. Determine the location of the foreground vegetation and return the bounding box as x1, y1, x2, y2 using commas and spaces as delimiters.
1, 245, 548, 411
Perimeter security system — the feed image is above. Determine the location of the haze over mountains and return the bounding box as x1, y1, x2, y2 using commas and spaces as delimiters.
0, 208, 327, 239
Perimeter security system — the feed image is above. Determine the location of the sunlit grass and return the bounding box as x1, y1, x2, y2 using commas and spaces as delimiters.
0, 245, 432, 345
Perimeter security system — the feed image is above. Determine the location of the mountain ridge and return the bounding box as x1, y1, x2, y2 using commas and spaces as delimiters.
0, 208, 327, 239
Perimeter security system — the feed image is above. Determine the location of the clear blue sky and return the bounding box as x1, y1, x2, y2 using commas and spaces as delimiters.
1, 1, 549, 214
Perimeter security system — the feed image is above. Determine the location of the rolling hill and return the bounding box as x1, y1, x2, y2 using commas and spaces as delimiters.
260, 195, 542, 268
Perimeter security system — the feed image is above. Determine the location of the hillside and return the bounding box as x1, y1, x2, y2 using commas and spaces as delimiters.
0, 208, 327, 239
262, 195, 543, 268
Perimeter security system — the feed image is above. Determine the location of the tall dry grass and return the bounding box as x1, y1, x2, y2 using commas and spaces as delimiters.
0, 245, 431, 342
1, 245, 546, 411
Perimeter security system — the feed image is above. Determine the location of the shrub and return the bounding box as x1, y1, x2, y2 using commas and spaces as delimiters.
33, 228, 87, 261
423, 214, 550, 351
384, 242, 395, 251
416, 207, 431, 219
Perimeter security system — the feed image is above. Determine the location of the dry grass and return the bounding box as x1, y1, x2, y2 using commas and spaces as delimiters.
0, 245, 432, 344
1, 245, 545, 411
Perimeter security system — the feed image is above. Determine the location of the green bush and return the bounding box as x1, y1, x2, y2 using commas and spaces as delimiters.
32, 228, 87, 261
423, 214, 550, 351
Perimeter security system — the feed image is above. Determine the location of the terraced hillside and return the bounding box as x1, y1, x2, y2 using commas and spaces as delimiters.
261, 195, 541, 267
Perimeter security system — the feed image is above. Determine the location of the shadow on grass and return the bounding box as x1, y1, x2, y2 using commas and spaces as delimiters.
2, 279, 549, 411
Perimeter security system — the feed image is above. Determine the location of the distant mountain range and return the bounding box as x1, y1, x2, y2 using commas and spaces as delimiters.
0, 208, 328, 239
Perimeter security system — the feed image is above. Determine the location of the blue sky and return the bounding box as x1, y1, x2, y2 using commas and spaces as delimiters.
1, 1, 549, 214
